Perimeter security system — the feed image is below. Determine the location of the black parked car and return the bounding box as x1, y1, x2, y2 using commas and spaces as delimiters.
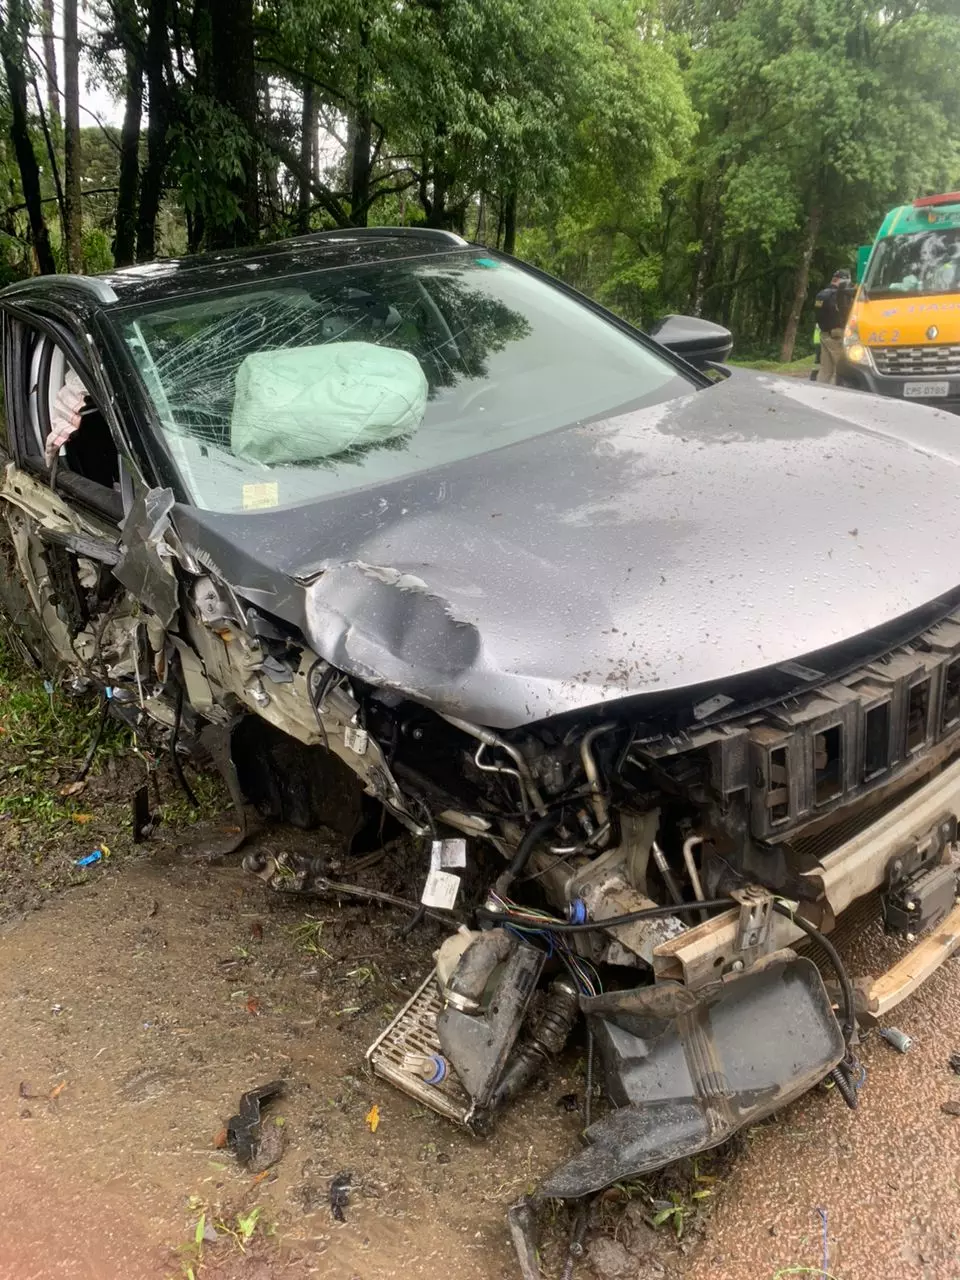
3, 228, 960, 1197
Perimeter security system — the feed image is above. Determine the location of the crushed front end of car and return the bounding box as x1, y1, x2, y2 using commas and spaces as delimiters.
3, 240, 960, 1232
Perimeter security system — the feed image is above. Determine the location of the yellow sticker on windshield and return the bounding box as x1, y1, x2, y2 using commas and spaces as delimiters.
242, 482, 279, 510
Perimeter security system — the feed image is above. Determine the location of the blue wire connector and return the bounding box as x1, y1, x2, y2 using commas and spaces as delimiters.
567, 898, 588, 925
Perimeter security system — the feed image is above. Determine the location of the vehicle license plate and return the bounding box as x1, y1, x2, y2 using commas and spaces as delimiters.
904, 381, 949, 398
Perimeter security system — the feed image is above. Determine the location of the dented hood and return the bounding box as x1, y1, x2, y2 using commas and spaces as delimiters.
175, 372, 960, 728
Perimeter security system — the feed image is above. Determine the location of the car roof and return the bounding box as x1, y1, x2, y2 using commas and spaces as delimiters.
0, 227, 473, 311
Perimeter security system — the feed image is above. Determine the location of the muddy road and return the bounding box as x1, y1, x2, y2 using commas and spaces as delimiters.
2, 827, 960, 1279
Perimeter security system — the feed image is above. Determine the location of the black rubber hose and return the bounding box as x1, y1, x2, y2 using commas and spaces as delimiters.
476, 897, 734, 931
170, 679, 200, 809
771, 901, 856, 1043
829, 1061, 859, 1110
494, 814, 561, 896
76, 692, 108, 781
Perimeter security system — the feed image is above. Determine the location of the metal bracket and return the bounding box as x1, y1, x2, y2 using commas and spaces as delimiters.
730, 885, 775, 964
885, 814, 957, 891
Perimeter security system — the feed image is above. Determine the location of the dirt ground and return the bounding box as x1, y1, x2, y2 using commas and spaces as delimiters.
2, 666, 960, 1280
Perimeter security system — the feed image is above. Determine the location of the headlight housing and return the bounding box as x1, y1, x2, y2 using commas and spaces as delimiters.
843, 324, 872, 368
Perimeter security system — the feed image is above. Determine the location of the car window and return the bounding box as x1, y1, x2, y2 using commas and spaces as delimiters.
115, 252, 692, 513
18, 327, 122, 514
863, 227, 960, 298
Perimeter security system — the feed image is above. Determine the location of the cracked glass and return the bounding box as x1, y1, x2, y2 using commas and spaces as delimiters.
117, 252, 691, 513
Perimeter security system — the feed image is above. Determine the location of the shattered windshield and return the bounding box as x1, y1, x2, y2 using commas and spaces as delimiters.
116, 252, 690, 513
863, 227, 960, 299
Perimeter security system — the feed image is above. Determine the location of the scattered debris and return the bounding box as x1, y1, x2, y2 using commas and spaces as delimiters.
506, 1199, 541, 1280
19, 1080, 67, 1103
248, 1120, 285, 1174
879, 1026, 913, 1054
224, 1080, 284, 1166
59, 780, 86, 798
329, 1171, 352, 1222
365, 1103, 380, 1133
941, 1100, 960, 1117
948, 1053, 960, 1075
250, 921, 264, 942
560, 1203, 588, 1280
556, 1092, 579, 1112
133, 784, 159, 842
74, 850, 102, 869
246, 997, 261, 1016
71, 812, 94, 824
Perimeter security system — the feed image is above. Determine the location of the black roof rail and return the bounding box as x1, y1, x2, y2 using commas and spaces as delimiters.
312, 226, 469, 247
0, 273, 119, 304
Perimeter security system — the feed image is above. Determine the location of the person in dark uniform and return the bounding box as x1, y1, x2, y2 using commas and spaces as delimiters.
813, 268, 854, 384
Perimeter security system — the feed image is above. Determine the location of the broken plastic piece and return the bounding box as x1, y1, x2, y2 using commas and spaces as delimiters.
506, 1199, 542, 1280
540, 953, 844, 1198
225, 1080, 285, 1166
329, 1171, 351, 1222
74, 850, 102, 868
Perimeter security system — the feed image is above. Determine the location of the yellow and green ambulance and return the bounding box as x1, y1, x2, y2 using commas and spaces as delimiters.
841, 191, 960, 410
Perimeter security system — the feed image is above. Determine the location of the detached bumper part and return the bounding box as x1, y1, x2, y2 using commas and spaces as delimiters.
541, 952, 844, 1198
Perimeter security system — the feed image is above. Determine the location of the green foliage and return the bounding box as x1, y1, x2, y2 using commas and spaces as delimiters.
0, 0, 957, 353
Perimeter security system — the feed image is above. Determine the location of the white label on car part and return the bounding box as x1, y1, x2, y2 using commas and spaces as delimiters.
904, 381, 949, 398
421, 867, 461, 910
344, 724, 369, 755
242, 481, 280, 509
432, 837, 467, 869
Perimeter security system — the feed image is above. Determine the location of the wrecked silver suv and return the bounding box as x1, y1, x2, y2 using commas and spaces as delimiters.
3, 228, 960, 1201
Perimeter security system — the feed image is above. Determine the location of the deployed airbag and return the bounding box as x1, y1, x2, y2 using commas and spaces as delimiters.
231, 341, 428, 464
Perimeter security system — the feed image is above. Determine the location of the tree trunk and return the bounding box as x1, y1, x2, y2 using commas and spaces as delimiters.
349, 21, 372, 226
297, 79, 314, 233
208, 0, 258, 248
137, 0, 171, 261
0, 4, 56, 274
39, 0, 60, 132
30, 69, 66, 244
63, 0, 83, 270
115, 38, 143, 267
502, 189, 517, 255
260, 76, 280, 223
780, 205, 822, 363
721, 244, 741, 329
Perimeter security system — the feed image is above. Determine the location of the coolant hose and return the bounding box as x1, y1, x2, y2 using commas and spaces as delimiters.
494, 814, 557, 897
446, 927, 515, 1009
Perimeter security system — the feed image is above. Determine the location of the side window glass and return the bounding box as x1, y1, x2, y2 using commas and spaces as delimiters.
27, 331, 121, 495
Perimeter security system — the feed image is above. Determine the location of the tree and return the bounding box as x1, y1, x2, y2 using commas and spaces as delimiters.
63, 0, 84, 270
39, 0, 60, 131
137, 0, 172, 260
663, 0, 960, 358
0, 0, 56, 274
112, 0, 144, 266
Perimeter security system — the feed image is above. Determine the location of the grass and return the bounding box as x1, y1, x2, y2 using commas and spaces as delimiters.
730, 354, 816, 377
0, 634, 223, 840
0, 638, 131, 824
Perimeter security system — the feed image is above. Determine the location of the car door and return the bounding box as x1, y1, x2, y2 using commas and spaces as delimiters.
0, 302, 156, 689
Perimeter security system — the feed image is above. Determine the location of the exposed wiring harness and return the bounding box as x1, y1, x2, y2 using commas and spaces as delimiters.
478, 891, 862, 1106
488, 890, 604, 997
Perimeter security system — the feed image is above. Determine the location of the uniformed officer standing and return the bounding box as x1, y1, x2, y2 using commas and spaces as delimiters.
814, 268, 854, 384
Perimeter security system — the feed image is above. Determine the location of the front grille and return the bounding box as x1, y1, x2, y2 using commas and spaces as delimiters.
872, 344, 960, 376
640, 608, 960, 841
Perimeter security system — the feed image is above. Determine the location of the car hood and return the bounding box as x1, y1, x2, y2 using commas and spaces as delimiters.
175, 371, 960, 729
